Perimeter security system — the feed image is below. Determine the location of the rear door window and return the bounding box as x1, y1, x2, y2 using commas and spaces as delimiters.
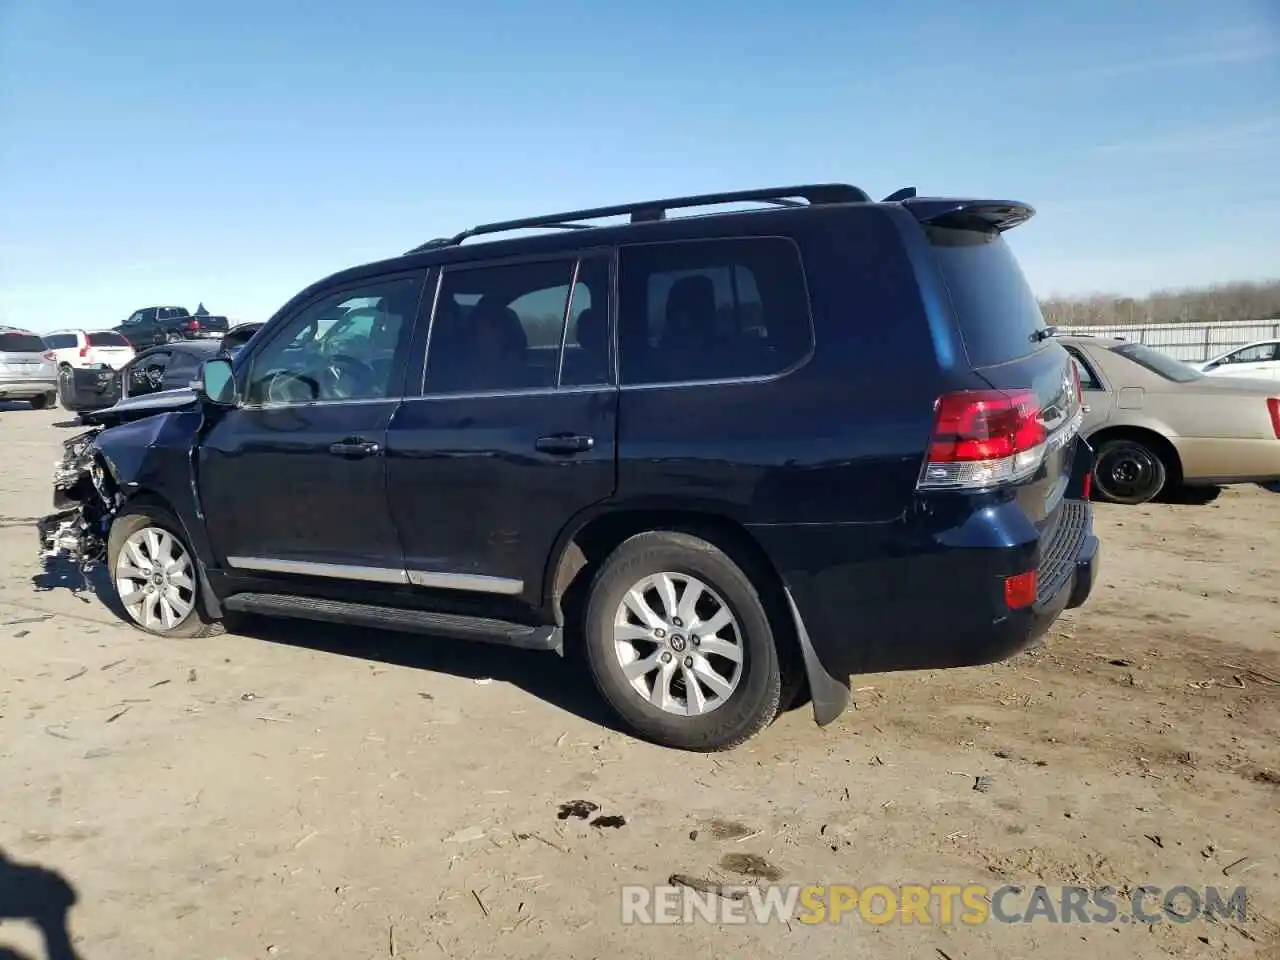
927, 225, 1049, 368
44, 334, 78, 350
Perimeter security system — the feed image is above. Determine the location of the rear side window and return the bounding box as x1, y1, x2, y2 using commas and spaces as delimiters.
927, 225, 1048, 368
617, 237, 811, 385
44, 334, 78, 349
0, 332, 48, 353
87, 332, 130, 347
1113, 343, 1202, 383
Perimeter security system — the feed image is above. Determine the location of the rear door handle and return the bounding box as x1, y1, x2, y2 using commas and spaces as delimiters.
535, 433, 594, 455
329, 438, 381, 458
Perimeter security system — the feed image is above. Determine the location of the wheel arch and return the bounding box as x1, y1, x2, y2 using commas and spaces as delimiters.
101, 479, 224, 619
1085, 424, 1184, 486
543, 504, 850, 724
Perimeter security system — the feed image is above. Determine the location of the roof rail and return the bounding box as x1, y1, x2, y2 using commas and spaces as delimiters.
404, 183, 871, 254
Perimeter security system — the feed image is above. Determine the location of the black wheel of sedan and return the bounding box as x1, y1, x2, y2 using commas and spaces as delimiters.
582, 531, 782, 751
1092, 438, 1167, 505
107, 503, 223, 639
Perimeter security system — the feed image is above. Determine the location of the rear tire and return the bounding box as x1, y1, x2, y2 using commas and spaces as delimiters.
107, 502, 223, 639
1092, 438, 1168, 505
582, 531, 781, 751
29, 392, 53, 410
57, 367, 77, 410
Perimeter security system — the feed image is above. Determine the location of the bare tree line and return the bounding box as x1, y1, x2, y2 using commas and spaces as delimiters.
1039, 278, 1280, 327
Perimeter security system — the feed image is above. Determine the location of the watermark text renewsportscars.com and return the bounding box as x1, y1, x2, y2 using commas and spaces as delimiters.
621, 883, 1248, 926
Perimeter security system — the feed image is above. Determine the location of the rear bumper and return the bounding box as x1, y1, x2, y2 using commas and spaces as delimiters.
0, 377, 57, 398
751, 497, 1099, 682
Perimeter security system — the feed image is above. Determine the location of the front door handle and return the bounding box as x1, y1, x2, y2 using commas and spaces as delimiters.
329, 438, 381, 458
535, 433, 594, 455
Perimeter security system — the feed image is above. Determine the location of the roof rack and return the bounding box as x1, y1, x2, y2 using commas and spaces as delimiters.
405, 183, 872, 254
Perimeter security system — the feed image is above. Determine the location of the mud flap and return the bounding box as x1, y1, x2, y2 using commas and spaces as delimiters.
783, 586, 851, 726
1065, 437, 1095, 500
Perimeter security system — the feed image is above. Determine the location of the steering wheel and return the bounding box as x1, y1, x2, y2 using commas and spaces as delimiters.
322, 354, 378, 399
264, 370, 321, 404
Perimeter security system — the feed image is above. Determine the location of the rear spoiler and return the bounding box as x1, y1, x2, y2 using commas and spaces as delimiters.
895, 196, 1035, 232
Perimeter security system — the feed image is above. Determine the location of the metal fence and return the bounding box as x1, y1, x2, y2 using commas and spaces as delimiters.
1056, 318, 1280, 363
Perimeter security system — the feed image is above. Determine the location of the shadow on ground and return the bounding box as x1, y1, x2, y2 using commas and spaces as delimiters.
31, 558, 126, 619
239, 613, 632, 735
0, 848, 83, 960
1157, 484, 1224, 506
31, 557, 630, 735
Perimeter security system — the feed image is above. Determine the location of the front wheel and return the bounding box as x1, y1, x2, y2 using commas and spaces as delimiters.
582, 531, 782, 751
1092, 438, 1168, 505
107, 503, 222, 638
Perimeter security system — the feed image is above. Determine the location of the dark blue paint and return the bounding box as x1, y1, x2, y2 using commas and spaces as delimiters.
81, 193, 1099, 710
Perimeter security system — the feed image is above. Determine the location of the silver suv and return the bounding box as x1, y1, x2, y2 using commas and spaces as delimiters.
0, 326, 57, 408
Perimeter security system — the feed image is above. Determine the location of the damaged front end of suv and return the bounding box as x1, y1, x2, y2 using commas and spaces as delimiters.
38, 389, 206, 578
38, 426, 120, 571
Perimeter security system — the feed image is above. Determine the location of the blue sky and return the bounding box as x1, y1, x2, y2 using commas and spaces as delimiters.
1, 0, 1277, 331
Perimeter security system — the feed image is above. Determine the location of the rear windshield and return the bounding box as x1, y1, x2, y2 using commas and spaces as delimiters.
0, 332, 48, 353
927, 225, 1048, 367
87, 331, 130, 347
1113, 342, 1203, 383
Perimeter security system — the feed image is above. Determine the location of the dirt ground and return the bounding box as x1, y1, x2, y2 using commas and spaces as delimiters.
1, 402, 1277, 960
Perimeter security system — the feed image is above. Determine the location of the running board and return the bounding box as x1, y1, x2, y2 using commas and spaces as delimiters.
222, 593, 562, 652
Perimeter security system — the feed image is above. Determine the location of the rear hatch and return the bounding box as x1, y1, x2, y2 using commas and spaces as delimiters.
0, 331, 55, 377
85, 331, 136, 368
911, 201, 1083, 530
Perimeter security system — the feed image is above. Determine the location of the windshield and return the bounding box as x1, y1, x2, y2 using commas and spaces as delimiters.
1113, 343, 1203, 383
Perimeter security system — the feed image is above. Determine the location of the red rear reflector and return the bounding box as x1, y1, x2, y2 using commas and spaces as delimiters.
1081, 470, 1092, 500
918, 390, 1047, 490
1004, 571, 1037, 610
1268, 398, 1280, 439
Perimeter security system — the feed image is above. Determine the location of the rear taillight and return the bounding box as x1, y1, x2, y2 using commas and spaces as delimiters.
1081, 470, 1092, 500
1267, 398, 1280, 439
79, 344, 89, 358
917, 389, 1047, 491
42, 351, 56, 362
185, 319, 199, 331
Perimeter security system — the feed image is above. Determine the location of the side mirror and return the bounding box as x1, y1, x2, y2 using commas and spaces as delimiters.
195, 357, 237, 405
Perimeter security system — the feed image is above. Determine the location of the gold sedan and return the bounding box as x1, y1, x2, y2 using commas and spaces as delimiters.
1058, 335, 1280, 504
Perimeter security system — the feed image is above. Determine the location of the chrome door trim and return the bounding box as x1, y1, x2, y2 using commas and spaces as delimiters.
226, 556, 524, 595
226, 556, 409, 584
407, 569, 524, 595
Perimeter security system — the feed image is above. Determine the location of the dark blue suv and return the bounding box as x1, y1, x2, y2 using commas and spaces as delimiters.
41, 184, 1099, 751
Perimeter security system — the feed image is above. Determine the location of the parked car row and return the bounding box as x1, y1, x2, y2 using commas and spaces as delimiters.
0, 322, 261, 415
57, 323, 263, 421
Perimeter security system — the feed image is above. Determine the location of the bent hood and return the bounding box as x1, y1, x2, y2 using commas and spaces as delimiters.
80, 387, 199, 428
